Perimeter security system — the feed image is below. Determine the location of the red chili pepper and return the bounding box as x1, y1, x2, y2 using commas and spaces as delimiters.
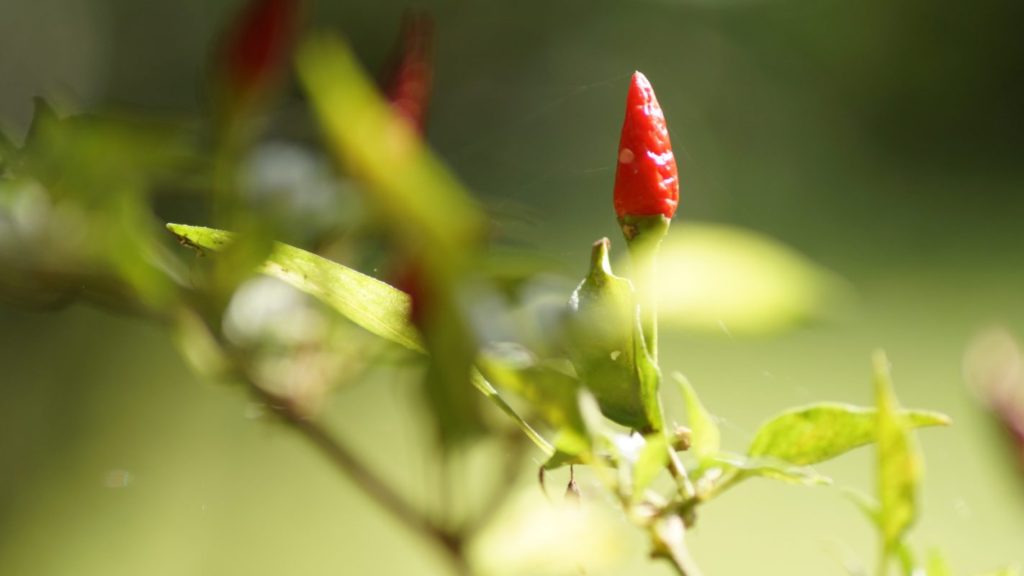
383, 13, 435, 134
613, 72, 679, 220
220, 0, 303, 103
393, 262, 429, 329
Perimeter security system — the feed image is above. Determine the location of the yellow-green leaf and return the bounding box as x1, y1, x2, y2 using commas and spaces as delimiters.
168, 223, 422, 351
649, 223, 845, 334
875, 351, 921, 554
633, 434, 670, 500
747, 403, 949, 466
169, 223, 556, 456
927, 550, 953, 576
674, 373, 720, 464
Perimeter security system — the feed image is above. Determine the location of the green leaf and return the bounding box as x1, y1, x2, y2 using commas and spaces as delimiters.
875, 351, 921, 555
747, 403, 949, 466
477, 346, 583, 441
649, 223, 846, 334
926, 550, 953, 576
470, 368, 554, 457
633, 434, 670, 500
566, 238, 651, 430
897, 542, 920, 576
709, 452, 831, 487
168, 223, 422, 351
169, 223, 556, 455
297, 35, 491, 448
674, 373, 720, 464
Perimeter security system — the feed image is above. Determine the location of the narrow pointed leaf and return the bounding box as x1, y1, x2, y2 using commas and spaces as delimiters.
674, 373, 720, 463
748, 403, 949, 466
168, 223, 422, 350
875, 351, 920, 553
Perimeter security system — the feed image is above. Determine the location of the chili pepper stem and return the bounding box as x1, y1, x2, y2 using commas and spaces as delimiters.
619, 214, 671, 363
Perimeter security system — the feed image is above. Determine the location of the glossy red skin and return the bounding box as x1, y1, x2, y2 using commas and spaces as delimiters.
384, 14, 435, 134
613, 72, 679, 219
223, 0, 303, 98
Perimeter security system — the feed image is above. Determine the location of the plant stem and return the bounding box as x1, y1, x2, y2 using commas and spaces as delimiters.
877, 541, 889, 576
651, 514, 704, 576
619, 214, 670, 364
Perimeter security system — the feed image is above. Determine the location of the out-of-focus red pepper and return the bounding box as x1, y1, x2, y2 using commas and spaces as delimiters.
383, 13, 435, 134
393, 262, 429, 329
218, 0, 304, 108
613, 72, 679, 220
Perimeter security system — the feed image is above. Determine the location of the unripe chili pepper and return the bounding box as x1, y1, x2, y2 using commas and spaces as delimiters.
383, 13, 435, 134
218, 0, 304, 107
613, 72, 679, 220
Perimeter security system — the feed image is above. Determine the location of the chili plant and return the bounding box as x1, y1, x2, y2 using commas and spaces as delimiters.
0, 6, 1016, 576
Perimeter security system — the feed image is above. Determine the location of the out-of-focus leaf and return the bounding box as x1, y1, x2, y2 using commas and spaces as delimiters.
477, 345, 583, 450
297, 34, 486, 449
9, 111, 189, 307
296, 35, 483, 263
648, 223, 845, 334
875, 351, 921, 556
470, 369, 554, 457
747, 403, 949, 466
21, 98, 60, 157
632, 434, 669, 500
168, 224, 556, 454
566, 238, 650, 430
542, 449, 581, 471
707, 452, 831, 486
470, 488, 627, 576
674, 373, 720, 464
927, 550, 953, 576
897, 541, 920, 576
168, 223, 422, 351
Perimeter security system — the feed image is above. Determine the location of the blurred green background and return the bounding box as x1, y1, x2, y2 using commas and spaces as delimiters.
2, 0, 1023, 574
